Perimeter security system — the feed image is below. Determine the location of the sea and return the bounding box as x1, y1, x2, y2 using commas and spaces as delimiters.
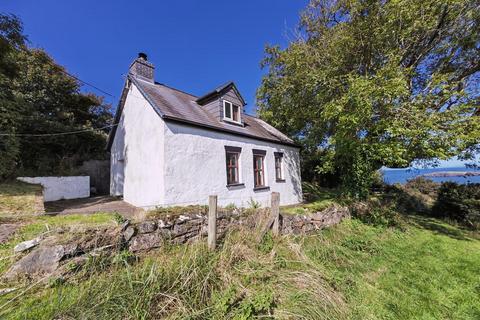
381, 167, 480, 185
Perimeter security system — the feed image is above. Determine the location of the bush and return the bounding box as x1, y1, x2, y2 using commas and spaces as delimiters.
350, 200, 405, 229
405, 177, 439, 197
432, 182, 480, 229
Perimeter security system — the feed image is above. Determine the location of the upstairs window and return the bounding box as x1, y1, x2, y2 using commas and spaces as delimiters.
274, 152, 284, 181
223, 100, 241, 123
225, 146, 241, 186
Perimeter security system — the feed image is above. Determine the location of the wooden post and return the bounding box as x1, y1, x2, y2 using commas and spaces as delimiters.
271, 192, 280, 235
208, 195, 218, 250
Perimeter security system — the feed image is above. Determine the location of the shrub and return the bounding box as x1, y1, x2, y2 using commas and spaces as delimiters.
351, 200, 405, 229
405, 177, 439, 197
432, 182, 480, 229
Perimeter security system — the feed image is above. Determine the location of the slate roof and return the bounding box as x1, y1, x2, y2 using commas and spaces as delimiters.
107, 75, 298, 151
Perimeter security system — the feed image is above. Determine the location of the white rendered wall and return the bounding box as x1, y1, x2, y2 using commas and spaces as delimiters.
17, 176, 90, 202
110, 81, 165, 207
162, 121, 302, 208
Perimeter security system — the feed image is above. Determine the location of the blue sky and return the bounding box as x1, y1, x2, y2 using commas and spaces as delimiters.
2, 0, 308, 114
2, 0, 475, 169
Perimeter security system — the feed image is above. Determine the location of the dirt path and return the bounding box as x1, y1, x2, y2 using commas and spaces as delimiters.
43, 196, 140, 219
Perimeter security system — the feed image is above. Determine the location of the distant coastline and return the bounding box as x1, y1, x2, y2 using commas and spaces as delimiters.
382, 167, 480, 184
422, 171, 480, 178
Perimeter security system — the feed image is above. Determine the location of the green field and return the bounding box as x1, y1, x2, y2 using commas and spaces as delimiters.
0, 182, 479, 319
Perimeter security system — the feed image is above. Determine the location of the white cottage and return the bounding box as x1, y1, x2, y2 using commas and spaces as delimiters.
107, 53, 302, 208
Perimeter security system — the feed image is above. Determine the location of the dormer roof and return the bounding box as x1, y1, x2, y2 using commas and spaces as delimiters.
196, 81, 246, 106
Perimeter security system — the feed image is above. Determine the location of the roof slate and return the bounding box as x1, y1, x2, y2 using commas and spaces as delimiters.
107, 75, 298, 150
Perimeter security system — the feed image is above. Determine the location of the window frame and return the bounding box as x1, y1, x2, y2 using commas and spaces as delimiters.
223, 100, 241, 124
225, 146, 243, 186
274, 152, 285, 182
253, 149, 268, 190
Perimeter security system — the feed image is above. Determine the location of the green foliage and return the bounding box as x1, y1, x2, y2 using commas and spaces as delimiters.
405, 177, 440, 197
257, 0, 480, 197
212, 286, 274, 319
0, 14, 112, 178
432, 182, 480, 229
111, 212, 126, 225
247, 197, 261, 209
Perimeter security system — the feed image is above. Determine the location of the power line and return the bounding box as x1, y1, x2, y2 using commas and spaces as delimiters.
60, 69, 116, 99
16, 46, 117, 99
0, 124, 117, 137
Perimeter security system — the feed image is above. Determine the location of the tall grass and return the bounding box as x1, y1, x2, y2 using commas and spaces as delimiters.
1, 217, 479, 319
0, 228, 345, 319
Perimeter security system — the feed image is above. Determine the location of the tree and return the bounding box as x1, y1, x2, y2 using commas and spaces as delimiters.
257, 0, 480, 197
0, 14, 25, 178
0, 13, 112, 178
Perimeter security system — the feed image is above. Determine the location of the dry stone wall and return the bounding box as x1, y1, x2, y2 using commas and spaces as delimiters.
2, 206, 350, 281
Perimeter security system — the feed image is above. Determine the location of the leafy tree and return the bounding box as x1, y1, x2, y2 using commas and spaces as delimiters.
257, 0, 480, 197
0, 14, 25, 178
0, 13, 112, 178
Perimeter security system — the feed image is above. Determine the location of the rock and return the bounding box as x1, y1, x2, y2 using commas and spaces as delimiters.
120, 219, 130, 231
14, 237, 41, 253
158, 219, 172, 229
0, 288, 16, 296
137, 220, 157, 234
129, 233, 163, 252
4, 245, 65, 280
171, 223, 200, 237
123, 226, 136, 242
62, 243, 80, 257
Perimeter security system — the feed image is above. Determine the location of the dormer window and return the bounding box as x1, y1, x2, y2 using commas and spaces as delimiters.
223, 100, 241, 123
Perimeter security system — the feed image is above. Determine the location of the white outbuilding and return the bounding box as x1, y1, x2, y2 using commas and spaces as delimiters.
107, 53, 302, 208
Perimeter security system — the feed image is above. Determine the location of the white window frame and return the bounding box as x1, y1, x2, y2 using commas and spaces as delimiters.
223, 100, 241, 124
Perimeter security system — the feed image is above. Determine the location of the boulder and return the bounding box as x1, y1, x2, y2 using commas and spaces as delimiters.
120, 219, 130, 231
129, 233, 163, 252
4, 245, 65, 280
123, 226, 136, 242
137, 221, 157, 234
13, 237, 41, 253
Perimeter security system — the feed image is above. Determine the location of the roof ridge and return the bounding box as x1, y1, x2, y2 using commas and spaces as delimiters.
156, 82, 198, 98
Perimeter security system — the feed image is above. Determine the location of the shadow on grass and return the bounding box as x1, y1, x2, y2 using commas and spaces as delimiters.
408, 215, 473, 241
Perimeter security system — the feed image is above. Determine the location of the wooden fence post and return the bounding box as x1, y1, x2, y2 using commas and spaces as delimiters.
271, 192, 280, 236
208, 195, 218, 250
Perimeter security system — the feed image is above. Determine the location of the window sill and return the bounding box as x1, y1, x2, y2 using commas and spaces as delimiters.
222, 118, 244, 127
226, 183, 245, 188
276, 179, 286, 183
253, 186, 270, 192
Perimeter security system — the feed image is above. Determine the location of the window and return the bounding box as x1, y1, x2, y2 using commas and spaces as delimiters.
253, 149, 267, 188
274, 152, 284, 181
225, 146, 241, 185
223, 100, 241, 123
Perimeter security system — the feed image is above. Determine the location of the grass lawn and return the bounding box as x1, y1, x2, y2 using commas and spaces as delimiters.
1, 215, 479, 319
0, 181, 43, 216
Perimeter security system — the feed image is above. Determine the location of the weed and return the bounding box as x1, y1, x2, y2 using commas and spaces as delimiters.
248, 198, 261, 209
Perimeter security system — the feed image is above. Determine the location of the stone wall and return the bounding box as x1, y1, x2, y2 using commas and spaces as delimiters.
124, 205, 350, 252
2, 205, 350, 281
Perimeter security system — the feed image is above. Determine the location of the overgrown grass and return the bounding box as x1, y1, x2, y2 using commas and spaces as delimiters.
1, 216, 479, 319
0, 213, 118, 274
0, 181, 43, 216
